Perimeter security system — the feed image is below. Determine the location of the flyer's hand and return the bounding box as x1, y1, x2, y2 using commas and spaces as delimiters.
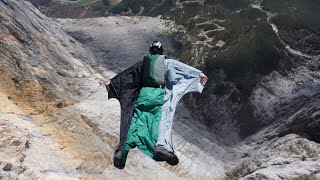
200, 73, 208, 86
106, 83, 110, 91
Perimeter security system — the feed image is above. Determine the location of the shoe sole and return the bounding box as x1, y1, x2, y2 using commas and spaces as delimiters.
154, 148, 179, 166
113, 151, 125, 169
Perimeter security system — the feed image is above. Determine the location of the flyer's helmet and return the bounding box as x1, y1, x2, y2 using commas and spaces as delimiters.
149, 41, 163, 55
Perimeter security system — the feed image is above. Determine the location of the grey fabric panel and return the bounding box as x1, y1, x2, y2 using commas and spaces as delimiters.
156, 59, 203, 153
153, 55, 166, 87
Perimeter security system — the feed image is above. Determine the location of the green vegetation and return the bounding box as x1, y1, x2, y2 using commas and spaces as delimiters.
161, 1, 284, 99
64, 0, 95, 7
111, 0, 163, 14
262, 0, 320, 55
205, 0, 248, 10
205, 12, 283, 98
27, 0, 111, 18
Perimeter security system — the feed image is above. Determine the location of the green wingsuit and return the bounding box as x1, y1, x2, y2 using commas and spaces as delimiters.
121, 54, 166, 163
115, 54, 203, 166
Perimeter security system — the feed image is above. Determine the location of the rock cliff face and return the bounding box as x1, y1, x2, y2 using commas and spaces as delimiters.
0, 0, 319, 179
0, 0, 108, 178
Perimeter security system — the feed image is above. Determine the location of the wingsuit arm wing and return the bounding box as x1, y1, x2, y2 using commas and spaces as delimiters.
107, 61, 143, 100
107, 61, 144, 150
166, 59, 204, 94
155, 59, 205, 155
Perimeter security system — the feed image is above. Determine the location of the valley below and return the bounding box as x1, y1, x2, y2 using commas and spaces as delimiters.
0, 0, 320, 179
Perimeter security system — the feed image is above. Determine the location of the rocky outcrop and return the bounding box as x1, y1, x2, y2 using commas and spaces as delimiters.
57, 16, 177, 71
0, 0, 102, 114
0, 0, 106, 178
